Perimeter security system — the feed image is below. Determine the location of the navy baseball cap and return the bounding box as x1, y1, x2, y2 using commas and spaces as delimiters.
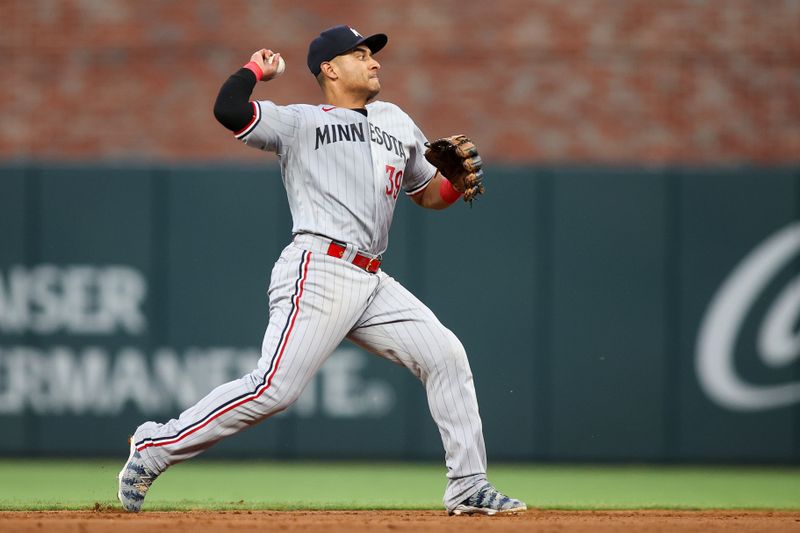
307, 25, 388, 76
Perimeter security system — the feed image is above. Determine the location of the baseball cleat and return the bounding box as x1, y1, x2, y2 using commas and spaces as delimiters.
117, 437, 159, 512
448, 483, 527, 516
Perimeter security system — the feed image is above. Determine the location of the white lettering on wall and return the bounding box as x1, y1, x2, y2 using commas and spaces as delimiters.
0, 264, 396, 419
0, 346, 395, 418
696, 222, 800, 411
0, 265, 146, 335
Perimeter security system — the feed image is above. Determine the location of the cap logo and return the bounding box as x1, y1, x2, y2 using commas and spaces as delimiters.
349, 27, 363, 38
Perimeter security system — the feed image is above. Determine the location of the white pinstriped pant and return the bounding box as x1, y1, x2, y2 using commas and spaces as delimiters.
133, 234, 488, 509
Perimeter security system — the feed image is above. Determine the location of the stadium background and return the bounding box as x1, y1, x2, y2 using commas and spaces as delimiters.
1, 0, 799, 467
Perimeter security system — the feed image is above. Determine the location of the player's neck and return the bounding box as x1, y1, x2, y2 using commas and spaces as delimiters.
322, 88, 371, 110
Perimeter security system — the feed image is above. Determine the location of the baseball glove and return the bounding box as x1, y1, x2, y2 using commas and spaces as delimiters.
424, 134, 485, 204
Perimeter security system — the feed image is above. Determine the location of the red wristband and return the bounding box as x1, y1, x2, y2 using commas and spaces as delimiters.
243, 61, 264, 81
439, 177, 463, 205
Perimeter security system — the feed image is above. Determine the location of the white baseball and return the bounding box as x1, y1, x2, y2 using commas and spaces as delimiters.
268, 54, 286, 77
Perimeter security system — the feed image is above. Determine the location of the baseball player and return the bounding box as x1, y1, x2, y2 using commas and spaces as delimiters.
118, 25, 525, 516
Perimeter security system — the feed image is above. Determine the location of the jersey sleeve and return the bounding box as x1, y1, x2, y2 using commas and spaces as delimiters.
403, 122, 438, 196
235, 101, 300, 153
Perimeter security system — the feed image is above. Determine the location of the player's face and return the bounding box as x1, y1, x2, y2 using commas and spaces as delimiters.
333, 46, 381, 102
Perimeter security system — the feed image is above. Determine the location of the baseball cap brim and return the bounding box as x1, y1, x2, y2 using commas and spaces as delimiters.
358, 33, 388, 55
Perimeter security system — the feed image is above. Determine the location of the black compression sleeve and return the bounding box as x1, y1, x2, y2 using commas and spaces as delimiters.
213, 68, 259, 132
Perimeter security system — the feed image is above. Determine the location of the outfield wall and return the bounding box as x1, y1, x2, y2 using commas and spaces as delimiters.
1, 164, 799, 462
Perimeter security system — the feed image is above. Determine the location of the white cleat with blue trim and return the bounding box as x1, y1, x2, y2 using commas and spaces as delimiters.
117, 438, 159, 512
448, 483, 527, 516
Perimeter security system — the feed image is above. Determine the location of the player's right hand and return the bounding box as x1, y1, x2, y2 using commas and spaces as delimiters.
250, 49, 282, 81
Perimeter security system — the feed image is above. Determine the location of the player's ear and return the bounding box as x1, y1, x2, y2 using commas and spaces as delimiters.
320, 61, 338, 82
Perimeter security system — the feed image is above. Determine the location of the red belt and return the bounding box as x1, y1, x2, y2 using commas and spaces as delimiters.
326, 241, 381, 273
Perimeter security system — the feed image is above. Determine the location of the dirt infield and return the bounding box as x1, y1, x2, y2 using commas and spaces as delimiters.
2, 510, 800, 532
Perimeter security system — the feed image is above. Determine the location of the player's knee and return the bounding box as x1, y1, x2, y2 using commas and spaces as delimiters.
440, 329, 470, 369
243, 369, 303, 413
272, 388, 303, 412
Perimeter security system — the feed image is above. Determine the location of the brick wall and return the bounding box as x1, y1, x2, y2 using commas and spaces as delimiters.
2, 0, 799, 163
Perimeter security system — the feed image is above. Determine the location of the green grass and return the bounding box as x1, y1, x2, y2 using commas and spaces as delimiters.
0, 461, 798, 511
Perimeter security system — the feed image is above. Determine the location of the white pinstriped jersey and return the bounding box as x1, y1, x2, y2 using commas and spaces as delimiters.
235, 100, 437, 256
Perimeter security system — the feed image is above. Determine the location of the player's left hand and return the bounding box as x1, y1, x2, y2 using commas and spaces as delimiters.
424, 135, 485, 204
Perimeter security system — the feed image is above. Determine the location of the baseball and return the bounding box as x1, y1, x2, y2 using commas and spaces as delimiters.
268, 54, 286, 77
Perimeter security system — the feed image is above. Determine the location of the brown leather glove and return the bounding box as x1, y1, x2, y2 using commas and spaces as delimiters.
424, 134, 485, 204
